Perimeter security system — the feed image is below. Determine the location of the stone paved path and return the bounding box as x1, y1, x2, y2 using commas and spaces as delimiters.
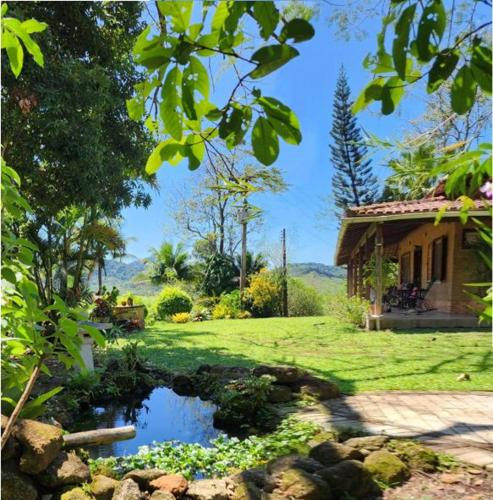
294, 391, 493, 470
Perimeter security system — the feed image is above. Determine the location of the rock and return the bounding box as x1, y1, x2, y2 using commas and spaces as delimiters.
150, 492, 175, 500
14, 418, 64, 474
196, 364, 212, 374
343, 435, 389, 451
317, 459, 377, 499
364, 450, 410, 485
291, 376, 340, 400
150, 474, 188, 496
112, 479, 143, 500
270, 468, 331, 499
309, 442, 363, 467
91, 474, 120, 500
228, 467, 267, 489
2, 434, 21, 462
172, 374, 197, 396
440, 472, 463, 484
267, 385, 293, 403
267, 455, 323, 476
1, 460, 38, 500
123, 469, 168, 490
38, 451, 90, 488
252, 365, 306, 384
231, 481, 261, 500
390, 441, 438, 472
61, 487, 93, 500
186, 479, 229, 500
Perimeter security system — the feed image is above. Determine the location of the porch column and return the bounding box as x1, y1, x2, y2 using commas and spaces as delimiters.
375, 223, 384, 315
347, 259, 353, 296
357, 251, 364, 298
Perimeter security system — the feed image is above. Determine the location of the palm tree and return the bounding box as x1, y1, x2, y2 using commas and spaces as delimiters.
148, 242, 191, 284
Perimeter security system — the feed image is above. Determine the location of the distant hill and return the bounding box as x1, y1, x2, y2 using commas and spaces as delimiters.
90, 259, 346, 296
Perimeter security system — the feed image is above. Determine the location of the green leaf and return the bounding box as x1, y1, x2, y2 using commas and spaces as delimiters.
352, 78, 385, 113
158, 1, 193, 33
21, 19, 48, 34
381, 76, 404, 115
20, 387, 63, 419
186, 56, 210, 98
145, 140, 182, 174
252, 117, 279, 166
252, 1, 279, 40
451, 65, 477, 115
427, 50, 459, 93
250, 44, 299, 79
219, 105, 252, 149
211, 1, 229, 32
59, 318, 79, 336
184, 135, 205, 170
257, 97, 301, 144
416, 0, 446, 62
279, 18, 315, 43
80, 324, 106, 348
3, 31, 23, 77
126, 97, 144, 121
136, 45, 172, 70
392, 3, 416, 79
470, 44, 492, 95
2, 3, 8, 16
161, 66, 183, 140
4, 18, 44, 67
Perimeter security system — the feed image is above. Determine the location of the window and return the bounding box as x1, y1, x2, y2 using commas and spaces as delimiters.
400, 252, 411, 284
431, 236, 448, 281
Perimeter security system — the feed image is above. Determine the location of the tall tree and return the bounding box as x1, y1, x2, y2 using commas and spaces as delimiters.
147, 242, 191, 285
330, 67, 378, 217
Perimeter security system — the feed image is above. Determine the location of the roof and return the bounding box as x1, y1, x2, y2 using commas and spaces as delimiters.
335, 197, 490, 266
346, 196, 488, 217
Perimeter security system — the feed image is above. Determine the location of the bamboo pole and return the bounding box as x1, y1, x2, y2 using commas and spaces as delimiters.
63, 425, 136, 447
375, 223, 384, 319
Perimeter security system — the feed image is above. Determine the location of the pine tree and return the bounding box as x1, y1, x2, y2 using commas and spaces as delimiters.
330, 67, 378, 218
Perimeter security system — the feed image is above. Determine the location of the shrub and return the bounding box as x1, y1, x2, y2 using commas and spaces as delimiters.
171, 312, 190, 323
287, 278, 324, 317
326, 292, 370, 327
156, 287, 193, 319
190, 307, 210, 322
211, 290, 243, 319
237, 310, 252, 319
212, 303, 232, 320
244, 269, 281, 317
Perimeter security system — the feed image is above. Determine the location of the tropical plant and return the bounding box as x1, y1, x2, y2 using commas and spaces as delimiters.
156, 287, 193, 319
331, 66, 378, 218
287, 278, 324, 317
201, 253, 237, 297
148, 242, 191, 285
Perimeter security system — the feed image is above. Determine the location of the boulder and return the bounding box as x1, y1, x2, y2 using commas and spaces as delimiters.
228, 467, 267, 489
291, 376, 340, 400
343, 435, 389, 452
61, 487, 93, 500
364, 450, 410, 485
231, 481, 261, 500
252, 365, 306, 384
150, 474, 188, 496
1, 460, 38, 500
91, 474, 120, 500
14, 418, 63, 474
267, 385, 293, 404
2, 434, 21, 462
390, 441, 439, 472
150, 492, 176, 500
37, 451, 90, 488
266, 455, 323, 477
186, 479, 229, 500
270, 467, 331, 499
317, 459, 377, 499
123, 469, 168, 490
172, 375, 197, 396
309, 442, 363, 467
112, 479, 143, 500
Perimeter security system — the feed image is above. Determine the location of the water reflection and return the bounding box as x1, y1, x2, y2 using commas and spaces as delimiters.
71, 387, 221, 458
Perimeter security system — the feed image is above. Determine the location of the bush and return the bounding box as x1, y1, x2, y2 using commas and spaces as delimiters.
156, 287, 193, 319
244, 269, 281, 317
211, 290, 242, 319
326, 292, 370, 327
212, 303, 232, 320
171, 312, 190, 323
190, 307, 210, 322
287, 278, 324, 317
237, 310, 252, 319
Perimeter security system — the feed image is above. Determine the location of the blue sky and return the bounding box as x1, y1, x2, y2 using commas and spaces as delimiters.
121, 2, 427, 265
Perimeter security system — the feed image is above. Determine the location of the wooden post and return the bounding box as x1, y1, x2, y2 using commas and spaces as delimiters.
281, 228, 288, 317
347, 259, 353, 296
357, 251, 364, 298
375, 223, 384, 317
239, 200, 248, 295
63, 425, 136, 447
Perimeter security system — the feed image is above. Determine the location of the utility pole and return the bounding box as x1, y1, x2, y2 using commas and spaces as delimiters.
281, 228, 288, 317
239, 199, 248, 295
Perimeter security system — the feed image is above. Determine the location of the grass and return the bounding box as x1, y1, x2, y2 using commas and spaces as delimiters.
107, 316, 492, 394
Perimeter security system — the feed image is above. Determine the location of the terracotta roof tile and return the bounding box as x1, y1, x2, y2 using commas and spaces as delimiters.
346, 197, 489, 217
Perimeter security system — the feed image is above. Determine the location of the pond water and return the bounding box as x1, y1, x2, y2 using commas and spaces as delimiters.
70, 387, 221, 459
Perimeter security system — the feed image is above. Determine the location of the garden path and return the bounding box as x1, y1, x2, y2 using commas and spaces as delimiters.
294, 391, 493, 470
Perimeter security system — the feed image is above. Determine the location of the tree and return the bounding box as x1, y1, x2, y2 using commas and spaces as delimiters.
330, 67, 378, 217
147, 242, 191, 285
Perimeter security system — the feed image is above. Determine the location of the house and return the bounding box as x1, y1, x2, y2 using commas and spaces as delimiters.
335, 195, 490, 329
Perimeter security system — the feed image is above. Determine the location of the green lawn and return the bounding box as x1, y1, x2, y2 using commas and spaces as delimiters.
109, 316, 493, 394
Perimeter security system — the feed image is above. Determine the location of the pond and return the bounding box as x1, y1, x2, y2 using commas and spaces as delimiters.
70, 387, 221, 459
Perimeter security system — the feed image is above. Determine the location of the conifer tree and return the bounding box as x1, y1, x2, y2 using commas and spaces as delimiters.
330, 67, 378, 218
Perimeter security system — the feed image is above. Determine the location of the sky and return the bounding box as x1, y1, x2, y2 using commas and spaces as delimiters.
120, 1, 429, 265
